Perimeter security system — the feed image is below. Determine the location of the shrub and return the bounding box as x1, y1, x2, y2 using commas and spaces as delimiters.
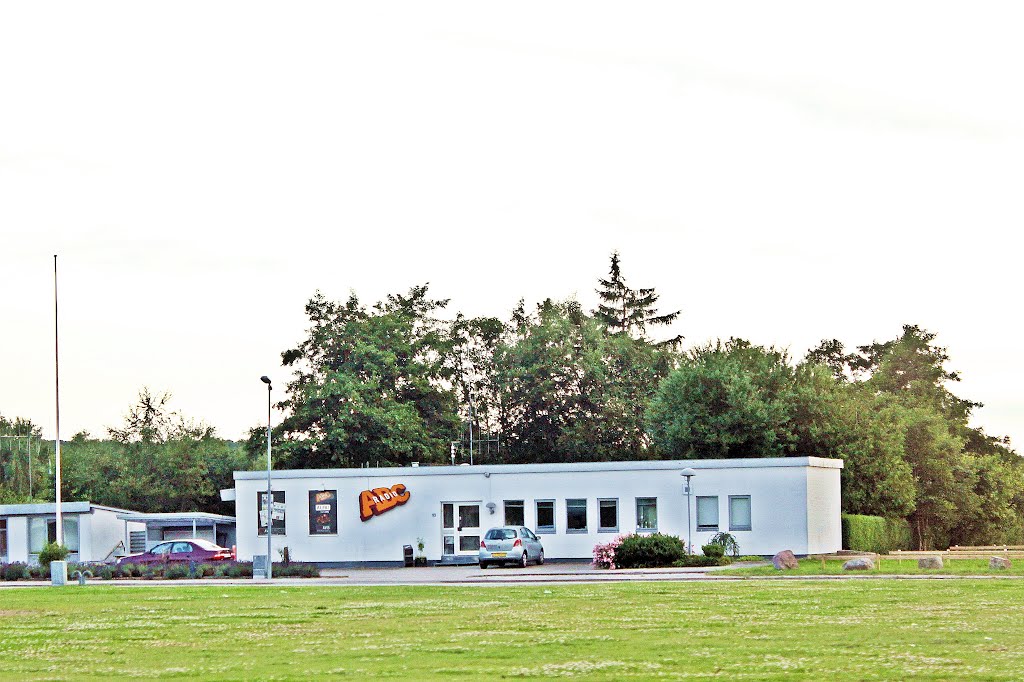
194, 563, 215, 578
707, 532, 740, 558
842, 514, 912, 554
615, 533, 686, 569
38, 542, 70, 569
28, 565, 48, 580
223, 562, 254, 578
701, 543, 726, 559
165, 565, 190, 580
273, 562, 320, 578
592, 536, 625, 569
95, 566, 115, 580
1, 562, 29, 581
673, 554, 730, 568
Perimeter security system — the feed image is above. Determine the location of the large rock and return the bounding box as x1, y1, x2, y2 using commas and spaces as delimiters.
989, 556, 1012, 570
843, 558, 874, 571
772, 550, 799, 570
918, 556, 944, 570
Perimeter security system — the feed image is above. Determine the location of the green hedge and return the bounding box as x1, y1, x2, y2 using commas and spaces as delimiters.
614, 533, 686, 568
842, 514, 911, 553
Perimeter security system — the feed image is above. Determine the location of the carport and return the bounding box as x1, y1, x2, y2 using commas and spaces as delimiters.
116, 512, 236, 553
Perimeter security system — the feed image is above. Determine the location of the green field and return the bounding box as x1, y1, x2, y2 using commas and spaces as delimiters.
2, 581, 1023, 680
720, 557, 1024, 576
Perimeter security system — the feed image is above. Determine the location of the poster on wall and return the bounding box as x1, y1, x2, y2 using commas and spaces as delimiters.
257, 491, 286, 536
309, 490, 338, 535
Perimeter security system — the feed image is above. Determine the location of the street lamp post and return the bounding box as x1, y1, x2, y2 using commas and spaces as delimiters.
681, 468, 696, 555
260, 376, 272, 580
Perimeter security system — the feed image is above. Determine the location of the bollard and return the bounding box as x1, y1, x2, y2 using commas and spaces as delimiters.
73, 569, 93, 586
50, 561, 68, 586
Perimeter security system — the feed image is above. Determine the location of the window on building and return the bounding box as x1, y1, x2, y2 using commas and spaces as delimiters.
598, 499, 618, 532
504, 500, 525, 527
28, 517, 80, 553
566, 499, 587, 532
696, 496, 719, 532
257, 491, 286, 536
535, 500, 555, 534
0, 519, 7, 558
729, 495, 752, 531
636, 497, 658, 531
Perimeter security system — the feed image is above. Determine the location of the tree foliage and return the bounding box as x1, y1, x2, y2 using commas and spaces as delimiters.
267, 286, 462, 469
60, 391, 251, 513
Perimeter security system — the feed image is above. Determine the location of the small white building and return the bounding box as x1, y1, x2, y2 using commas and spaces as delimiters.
0, 502, 145, 565
224, 456, 843, 565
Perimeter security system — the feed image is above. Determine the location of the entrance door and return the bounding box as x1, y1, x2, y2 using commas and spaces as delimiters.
441, 502, 482, 556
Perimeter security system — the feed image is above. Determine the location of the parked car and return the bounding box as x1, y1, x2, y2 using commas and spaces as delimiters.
479, 526, 544, 568
116, 539, 235, 566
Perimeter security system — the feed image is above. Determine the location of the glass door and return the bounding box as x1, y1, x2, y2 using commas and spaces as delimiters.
441, 502, 482, 556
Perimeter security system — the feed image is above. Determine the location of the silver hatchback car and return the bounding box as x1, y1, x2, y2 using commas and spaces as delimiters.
479, 526, 545, 568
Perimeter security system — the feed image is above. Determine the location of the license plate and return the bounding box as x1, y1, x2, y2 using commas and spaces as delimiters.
491, 552, 507, 558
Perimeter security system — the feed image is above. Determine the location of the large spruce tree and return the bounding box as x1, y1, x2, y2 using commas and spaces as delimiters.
594, 251, 681, 344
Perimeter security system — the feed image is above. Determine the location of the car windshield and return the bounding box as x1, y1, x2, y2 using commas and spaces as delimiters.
485, 529, 517, 540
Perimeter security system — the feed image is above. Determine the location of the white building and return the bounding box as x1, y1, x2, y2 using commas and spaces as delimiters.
0, 502, 145, 565
223, 456, 843, 566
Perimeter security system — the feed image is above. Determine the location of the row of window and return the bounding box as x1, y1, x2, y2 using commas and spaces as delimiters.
503, 495, 753, 534
697, 495, 752, 532
0, 519, 6, 558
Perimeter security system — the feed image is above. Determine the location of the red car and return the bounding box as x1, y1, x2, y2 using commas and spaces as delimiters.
117, 539, 235, 566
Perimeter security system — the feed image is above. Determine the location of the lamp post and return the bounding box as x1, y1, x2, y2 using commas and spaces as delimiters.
681, 468, 696, 555
260, 375, 272, 580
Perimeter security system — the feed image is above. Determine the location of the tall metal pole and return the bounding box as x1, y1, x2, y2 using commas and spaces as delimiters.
54, 255, 63, 546
261, 376, 272, 579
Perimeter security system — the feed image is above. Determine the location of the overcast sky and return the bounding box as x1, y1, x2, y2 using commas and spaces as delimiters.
2, 2, 1022, 450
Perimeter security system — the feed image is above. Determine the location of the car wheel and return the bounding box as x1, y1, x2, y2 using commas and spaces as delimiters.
480, 561, 488, 569
519, 551, 529, 568
537, 550, 545, 566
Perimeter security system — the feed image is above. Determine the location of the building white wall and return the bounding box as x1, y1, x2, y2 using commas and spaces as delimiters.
231, 457, 843, 564
6, 517, 29, 564
805, 465, 843, 554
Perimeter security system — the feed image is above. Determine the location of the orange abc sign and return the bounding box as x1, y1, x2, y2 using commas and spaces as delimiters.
359, 484, 411, 521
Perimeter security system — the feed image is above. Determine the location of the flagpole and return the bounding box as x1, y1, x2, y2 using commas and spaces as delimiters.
54, 255, 63, 546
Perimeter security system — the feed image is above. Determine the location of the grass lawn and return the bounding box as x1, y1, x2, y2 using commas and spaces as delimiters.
2, 581, 1024, 680
719, 557, 1024, 577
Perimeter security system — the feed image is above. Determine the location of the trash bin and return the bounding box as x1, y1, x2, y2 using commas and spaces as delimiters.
403, 544, 414, 567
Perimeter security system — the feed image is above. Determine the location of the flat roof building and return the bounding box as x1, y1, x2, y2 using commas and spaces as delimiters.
223, 456, 843, 566
0, 502, 145, 565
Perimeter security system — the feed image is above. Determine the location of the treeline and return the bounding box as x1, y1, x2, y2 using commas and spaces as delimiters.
0, 389, 255, 514
3, 253, 1020, 547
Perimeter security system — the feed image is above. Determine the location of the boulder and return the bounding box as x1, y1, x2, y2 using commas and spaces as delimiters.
918, 556, 944, 570
772, 550, 799, 570
842, 558, 874, 571
989, 556, 1012, 570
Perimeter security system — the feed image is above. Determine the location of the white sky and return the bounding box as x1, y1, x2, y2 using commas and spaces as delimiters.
2, 2, 1022, 449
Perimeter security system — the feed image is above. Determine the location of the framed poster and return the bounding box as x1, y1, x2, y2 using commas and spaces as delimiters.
309, 490, 338, 535
257, 490, 286, 536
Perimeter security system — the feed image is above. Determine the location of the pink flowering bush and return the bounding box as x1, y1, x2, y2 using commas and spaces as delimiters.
592, 535, 626, 569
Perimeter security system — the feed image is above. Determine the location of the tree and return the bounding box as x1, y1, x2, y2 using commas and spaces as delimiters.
495, 299, 675, 462
646, 339, 796, 459
594, 252, 681, 344
268, 286, 461, 469
61, 392, 249, 513
0, 414, 45, 503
